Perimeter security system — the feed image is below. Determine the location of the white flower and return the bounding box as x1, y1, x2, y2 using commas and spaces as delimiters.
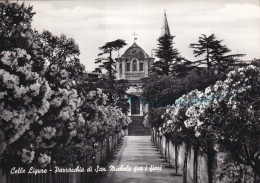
21, 148, 35, 164
60, 69, 69, 78
184, 119, 196, 128
195, 131, 201, 137
214, 144, 220, 152
38, 153, 51, 167
0, 92, 7, 99
97, 88, 102, 95
205, 87, 211, 94
30, 82, 41, 96
70, 130, 77, 137
197, 119, 204, 127
40, 127, 56, 140
167, 120, 173, 126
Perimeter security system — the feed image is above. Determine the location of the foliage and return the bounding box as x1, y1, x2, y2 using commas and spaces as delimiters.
0, 2, 35, 50
95, 39, 127, 79
252, 58, 260, 67
92, 78, 130, 114
0, 2, 131, 172
94, 40, 129, 114
153, 35, 181, 75
141, 74, 184, 107
160, 65, 260, 177
190, 34, 245, 70
141, 67, 226, 137
39, 30, 84, 77
146, 107, 166, 128
141, 68, 226, 108
216, 152, 254, 183
0, 49, 52, 168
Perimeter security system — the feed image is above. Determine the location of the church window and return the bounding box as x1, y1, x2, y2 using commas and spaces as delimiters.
132, 60, 137, 71
139, 63, 144, 71
126, 63, 131, 71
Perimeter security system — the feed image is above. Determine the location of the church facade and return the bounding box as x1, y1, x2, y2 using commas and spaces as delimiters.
115, 12, 170, 118
115, 42, 154, 116
115, 12, 171, 135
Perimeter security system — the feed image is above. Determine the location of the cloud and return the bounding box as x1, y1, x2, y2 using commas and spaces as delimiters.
26, 0, 260, 71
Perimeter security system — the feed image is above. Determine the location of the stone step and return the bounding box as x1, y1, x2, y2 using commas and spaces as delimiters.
128, 116, 151, 136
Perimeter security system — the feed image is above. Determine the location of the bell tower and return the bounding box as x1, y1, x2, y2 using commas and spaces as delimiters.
162, 11, 171, 36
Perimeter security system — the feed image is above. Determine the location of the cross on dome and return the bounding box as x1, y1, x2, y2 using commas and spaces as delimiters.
131, 32, 138, 43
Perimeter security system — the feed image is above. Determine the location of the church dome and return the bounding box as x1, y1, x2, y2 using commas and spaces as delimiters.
121, 43, 149, 60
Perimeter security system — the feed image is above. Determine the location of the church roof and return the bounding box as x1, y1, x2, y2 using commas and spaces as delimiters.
121, 42, 149, 60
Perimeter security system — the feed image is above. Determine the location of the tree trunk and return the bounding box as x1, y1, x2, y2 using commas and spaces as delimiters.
206, 46, 210, 69
92, 143, 96, 171
207, 145, 215, 183
193, 146, 199, 183
154, 129, 157, 146
183, 145, 189, 183
164, 139, 168, 161
168, 141, 171, 166
175, 145, 178, 175
160, 136, 163, 154
158, 136, 161, 153
109, 50, 112, 79
100, 141, 103, 164
166, 60, 169, 76
106, 138, 110, 160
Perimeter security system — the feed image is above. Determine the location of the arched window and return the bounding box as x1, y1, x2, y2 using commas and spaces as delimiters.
132, 60, 137, 71
139, 62, 144, 71
126, 62, 131, 71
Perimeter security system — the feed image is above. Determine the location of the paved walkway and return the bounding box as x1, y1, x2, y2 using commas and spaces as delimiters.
97, 136, 182, 183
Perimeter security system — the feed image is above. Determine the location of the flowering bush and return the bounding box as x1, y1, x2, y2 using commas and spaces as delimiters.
0, 49, 52, 168
160, 65, 260, 178
0, 2, 131, 171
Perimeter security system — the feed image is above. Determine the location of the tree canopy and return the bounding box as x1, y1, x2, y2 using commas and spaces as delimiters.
190, 34, 245, 70
0, 2, 35, 51
141, 68, 225, 108
153, 35, 180, 76
160, 65, 260, 179
0, 2, 131, 173
95, 39, 127, 79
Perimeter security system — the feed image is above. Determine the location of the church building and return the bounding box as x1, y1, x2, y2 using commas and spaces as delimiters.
115, 42, 154, 116
116, 12, 171, 135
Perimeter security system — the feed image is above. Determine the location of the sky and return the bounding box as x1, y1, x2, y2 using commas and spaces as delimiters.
23, 0, 260, 72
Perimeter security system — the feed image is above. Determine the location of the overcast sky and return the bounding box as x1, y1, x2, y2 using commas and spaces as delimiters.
24, 0, 260, 72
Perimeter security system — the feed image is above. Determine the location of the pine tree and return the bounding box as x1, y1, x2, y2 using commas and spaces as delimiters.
190, 34, 245, 69
95, 39, 127, 79
153, 35, 180, 76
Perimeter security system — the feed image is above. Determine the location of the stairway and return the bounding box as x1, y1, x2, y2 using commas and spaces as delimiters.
128, 116, 151, 136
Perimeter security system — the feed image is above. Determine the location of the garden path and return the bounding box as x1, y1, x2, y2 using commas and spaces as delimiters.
97, 136, 182, 183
